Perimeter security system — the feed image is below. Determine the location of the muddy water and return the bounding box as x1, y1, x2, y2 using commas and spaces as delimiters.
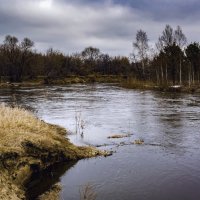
1, 84, 200, 200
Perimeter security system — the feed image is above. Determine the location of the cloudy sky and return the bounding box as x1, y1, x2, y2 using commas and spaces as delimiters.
0, 0, 200, 56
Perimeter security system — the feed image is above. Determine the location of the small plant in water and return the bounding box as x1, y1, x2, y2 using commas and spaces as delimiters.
80, 119, 85, 137
75, 105, 86, 137
75, 110, 81, 134
80, 183, 97, 200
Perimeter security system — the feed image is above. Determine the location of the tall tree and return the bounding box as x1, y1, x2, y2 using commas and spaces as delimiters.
174, 26, 187, 84
158, 25, 175, 84
164, 43, 183, 85
156, 37, 166, 84
44, 48, 65, 82
20, 38, 34, 78
158, 25, 187, 85
185, 42, 200, 85
2, 35, 21, 81
81, 47, 100, 74
133, 30, 149, 76
97, 54, 111, 74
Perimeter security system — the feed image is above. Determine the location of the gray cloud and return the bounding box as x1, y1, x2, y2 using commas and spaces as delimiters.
0, 0, 199, 56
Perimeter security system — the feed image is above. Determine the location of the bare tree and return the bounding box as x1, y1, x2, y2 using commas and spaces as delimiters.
133, 29, 149, 75
2, 35, 20, 81
156, 37, 165, 83
174, 26, 187, 49
174, 26, 187, 85
20, 38, 34, 78
158, 25, 187, 85
156, 36, 164, 52
81, 47, 100, 61
21, 38, 34, 51
160, 25, 174, 47
4, 35, 19, 49
81, 47, 101, 74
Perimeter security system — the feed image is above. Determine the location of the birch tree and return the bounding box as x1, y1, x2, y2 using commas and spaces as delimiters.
174, 25, 187, 84
133, 30, 149, 76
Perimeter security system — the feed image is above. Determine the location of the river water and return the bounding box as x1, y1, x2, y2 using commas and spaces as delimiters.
1, 84, 200, 200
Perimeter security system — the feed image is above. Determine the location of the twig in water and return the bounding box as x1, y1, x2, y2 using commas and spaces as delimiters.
79, 183, 97, 200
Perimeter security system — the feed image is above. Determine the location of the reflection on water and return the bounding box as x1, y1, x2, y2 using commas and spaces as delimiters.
1, 84, 200, 200
25, 161, 77, 200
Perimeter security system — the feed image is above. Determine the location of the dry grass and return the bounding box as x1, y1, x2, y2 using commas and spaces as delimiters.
108, 134, 132, 139
38, 183, 62, 200
121, 78, 156, 90
134, 139, 144, 145
0, 104, 102, 160
0, 104, 107, 200
0, 104, 65, 150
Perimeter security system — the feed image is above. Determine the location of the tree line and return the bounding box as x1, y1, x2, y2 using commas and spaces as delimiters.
0, 24, 200, 86
133, 25, 200, 86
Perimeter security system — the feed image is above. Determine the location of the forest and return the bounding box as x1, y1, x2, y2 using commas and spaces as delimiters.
0, 24, 200, 87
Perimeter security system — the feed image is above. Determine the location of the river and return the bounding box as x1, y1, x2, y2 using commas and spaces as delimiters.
1, 84, 200, 200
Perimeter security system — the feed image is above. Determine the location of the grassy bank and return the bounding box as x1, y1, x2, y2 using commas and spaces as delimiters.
1, 75, 200, 93
0, 104, 106, 200
121, 78, 200, 93
0, 75, 125, 88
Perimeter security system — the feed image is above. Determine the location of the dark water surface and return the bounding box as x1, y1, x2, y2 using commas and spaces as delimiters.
1, 84, 200, 200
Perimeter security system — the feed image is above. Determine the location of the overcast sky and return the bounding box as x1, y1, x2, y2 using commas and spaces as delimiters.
0, 0, 200, 56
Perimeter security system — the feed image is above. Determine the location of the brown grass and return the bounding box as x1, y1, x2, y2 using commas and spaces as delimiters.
121, 78, 156, 90
0, 104, 107, 200
38, 183, 62, 200
0, 104, 65, 149
108, 134, 132, 139
134, 139, 144, 145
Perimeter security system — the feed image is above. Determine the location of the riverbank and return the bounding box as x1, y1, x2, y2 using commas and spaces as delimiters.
1, 75, 200, 93
121, 78, 200, 93
0, 75, 125, 88
0, 105, 107, 200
